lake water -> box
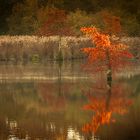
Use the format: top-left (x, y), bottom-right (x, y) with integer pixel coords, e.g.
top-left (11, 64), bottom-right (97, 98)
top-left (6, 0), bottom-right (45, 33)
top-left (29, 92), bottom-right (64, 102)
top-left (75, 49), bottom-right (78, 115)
top-left (0, 60), bottom-right (140, 140)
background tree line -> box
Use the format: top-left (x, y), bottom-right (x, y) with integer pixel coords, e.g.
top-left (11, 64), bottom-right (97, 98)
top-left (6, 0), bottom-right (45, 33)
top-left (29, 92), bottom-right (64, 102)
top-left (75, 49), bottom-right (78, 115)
top-left (0, 0), bottom-right (140, 36)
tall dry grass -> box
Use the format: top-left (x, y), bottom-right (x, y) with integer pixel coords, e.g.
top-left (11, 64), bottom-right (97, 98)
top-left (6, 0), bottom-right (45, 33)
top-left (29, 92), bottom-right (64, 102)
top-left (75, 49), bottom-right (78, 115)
top-left (0, 35), bottom-right (93, 61)
top-left (0, 35), bottom-right (139, 62)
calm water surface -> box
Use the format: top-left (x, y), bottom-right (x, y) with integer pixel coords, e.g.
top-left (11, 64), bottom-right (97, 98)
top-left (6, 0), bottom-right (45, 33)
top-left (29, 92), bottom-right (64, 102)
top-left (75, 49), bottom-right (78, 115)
top-left (0, 61), bottom-right (140, 140)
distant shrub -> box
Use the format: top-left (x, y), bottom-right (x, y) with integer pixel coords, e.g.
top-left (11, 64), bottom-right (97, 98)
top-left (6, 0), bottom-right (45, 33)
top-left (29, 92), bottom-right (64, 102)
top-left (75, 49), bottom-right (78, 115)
top-left (122, 16), bottom-right (140, 37)
top-left (37, 7), bottom-right (72, 36)
top-left (7, 0), bottom-right (39, 35)
top-left (67, 10), bottom-right (94, 36)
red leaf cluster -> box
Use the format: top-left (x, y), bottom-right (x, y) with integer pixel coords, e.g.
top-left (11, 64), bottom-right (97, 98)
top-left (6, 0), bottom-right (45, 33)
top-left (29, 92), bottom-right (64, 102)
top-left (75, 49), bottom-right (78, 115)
top-left (80, 27), bottom-right (133, 70)
top-left (37, 8), bottom-right (73, 36)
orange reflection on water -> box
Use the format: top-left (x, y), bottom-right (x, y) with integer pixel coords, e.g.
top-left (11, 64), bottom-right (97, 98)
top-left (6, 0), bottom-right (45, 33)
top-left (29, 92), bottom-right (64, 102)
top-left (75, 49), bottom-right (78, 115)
top-left (82, 82), bottom-right (133, 134)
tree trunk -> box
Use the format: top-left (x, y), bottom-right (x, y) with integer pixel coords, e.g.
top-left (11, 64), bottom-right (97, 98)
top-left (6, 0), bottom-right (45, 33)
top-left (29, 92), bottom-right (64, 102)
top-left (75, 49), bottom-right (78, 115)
top-left (106, 49), bottom-right (112, 109)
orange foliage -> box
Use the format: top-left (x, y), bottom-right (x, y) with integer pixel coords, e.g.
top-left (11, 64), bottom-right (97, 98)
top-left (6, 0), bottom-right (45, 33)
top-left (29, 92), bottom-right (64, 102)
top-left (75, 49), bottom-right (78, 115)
top-left (80, 27), bottom-right (133, 70)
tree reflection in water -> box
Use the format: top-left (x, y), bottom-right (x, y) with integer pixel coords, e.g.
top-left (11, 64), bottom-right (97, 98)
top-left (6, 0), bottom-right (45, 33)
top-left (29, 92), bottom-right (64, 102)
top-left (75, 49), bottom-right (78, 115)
top-left (82, 78), bottom-right (133, 138)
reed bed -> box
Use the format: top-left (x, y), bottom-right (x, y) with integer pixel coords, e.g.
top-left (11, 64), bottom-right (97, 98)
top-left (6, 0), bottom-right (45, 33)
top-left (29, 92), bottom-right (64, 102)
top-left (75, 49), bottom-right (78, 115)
top-left (0, 35), bottom-right (139, 62)
top-left (0, 35), bottom-right (93, 62)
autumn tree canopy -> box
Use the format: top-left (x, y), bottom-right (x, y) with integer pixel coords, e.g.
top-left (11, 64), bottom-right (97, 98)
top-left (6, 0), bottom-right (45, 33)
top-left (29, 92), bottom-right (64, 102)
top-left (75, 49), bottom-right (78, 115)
top-left (80, 27), bottom-right (133, 71)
